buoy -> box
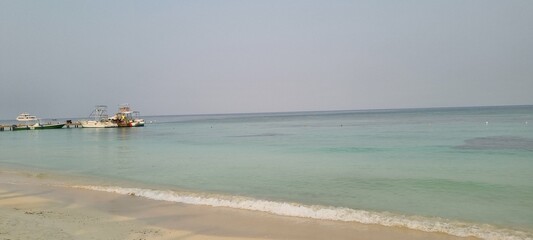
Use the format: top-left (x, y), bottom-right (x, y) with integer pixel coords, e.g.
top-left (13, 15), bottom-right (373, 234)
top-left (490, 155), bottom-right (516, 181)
top-left (485, 121), bottom-right (489, 125)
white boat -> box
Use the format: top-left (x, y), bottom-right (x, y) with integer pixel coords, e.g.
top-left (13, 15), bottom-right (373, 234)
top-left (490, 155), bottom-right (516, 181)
top-left (81, 120), bottom-right (118, 128)
top-left (81, 105), bottom-right (118, 128)
top-left (131, 111), bottom-right (145, 127)
top-left (16, 113), bottom-right (38, 122)
top-left (110, 104), bottom-right (145, 127)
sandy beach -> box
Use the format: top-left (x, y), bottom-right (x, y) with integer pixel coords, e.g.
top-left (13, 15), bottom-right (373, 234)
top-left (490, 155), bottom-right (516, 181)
top-left (0, 170), bottom-right (475, 240)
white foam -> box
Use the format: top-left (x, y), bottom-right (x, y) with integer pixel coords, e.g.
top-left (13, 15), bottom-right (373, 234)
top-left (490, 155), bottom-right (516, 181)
top-left (73, 185), bottom-right (532, 240)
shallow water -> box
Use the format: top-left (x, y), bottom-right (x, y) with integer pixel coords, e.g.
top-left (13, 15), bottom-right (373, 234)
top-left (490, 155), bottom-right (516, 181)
top-left (1, 106), bottom-right (532, 239)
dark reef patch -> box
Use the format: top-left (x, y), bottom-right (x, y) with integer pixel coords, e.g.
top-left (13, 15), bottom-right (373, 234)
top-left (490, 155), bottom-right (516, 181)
top-left (456, 136), bottom-right (533, 151)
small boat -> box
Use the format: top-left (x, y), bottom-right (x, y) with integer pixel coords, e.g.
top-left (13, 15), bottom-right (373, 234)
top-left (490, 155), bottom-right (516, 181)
top-left (131, 111), bottom-right (145, 127)
top-left (16, 113), bottom-right (38, 122)
top-left (110, 104), bottom-right (144, 127)
top-left (30, 122), bottom-right (65, 130)
top-left (81, 105), bottom-right (118, 128)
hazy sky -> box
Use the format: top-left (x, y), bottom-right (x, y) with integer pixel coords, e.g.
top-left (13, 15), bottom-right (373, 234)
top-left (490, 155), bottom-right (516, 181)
top-left (1, 0), bottom-right (532, 119)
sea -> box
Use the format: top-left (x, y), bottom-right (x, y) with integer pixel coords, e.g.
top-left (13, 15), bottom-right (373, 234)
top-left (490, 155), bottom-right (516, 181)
top-left (1, 105), bottom-right (532, 240)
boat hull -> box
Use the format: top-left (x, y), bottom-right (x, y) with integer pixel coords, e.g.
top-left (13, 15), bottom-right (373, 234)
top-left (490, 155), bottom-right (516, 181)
top-left (131, 122), bottom-right (144, 127)
top-left (115, 120), bottom-right (145, 127)
top-left (12, 125), bottom-right (30, 131)
top-left (81, 121), bottom-right (118, 128)
top-left (33, 124), bottom-right (65, 130)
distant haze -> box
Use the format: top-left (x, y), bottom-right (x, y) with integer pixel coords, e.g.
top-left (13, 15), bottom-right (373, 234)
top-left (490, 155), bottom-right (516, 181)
top-left (1, 0), bottom-right (532, 119)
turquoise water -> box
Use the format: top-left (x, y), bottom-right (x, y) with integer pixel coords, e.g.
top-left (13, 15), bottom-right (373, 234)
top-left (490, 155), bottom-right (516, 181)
top-left (1, 106), bottom-right (532, 239)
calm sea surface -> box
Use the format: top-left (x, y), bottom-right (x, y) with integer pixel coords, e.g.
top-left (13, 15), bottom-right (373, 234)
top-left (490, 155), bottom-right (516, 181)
top-left (1, 106), bottom-right (532, 239)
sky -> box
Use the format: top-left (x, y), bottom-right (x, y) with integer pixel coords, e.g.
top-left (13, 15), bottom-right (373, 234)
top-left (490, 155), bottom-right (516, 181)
top-left (1, 0), bottom-right (532, 119)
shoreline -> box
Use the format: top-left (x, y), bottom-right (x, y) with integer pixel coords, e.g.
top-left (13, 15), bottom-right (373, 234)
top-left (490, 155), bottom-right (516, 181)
top-left (0, 170), bottom-right (474, 240)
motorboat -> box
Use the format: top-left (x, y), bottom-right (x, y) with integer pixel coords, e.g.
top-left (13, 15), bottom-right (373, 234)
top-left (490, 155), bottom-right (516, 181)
top-left (30, 122), bottom-right (65, 130)
top-left (131, 111), bottom-right (145, 127)
top-left (81, 105), bottom-right (118, 128)
top-left (16, 113), bottom-right (38, 122)
top-left (111, 104), bottom-right (144, 127)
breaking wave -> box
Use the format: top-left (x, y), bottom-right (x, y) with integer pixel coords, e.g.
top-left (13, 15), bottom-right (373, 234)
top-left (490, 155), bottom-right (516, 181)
top-left (73, 185), bottom-right (532, 240)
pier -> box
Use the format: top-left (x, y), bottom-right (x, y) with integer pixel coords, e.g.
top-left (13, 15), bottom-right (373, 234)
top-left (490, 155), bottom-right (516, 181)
top-left (0, 121), bottom-right (82, 131)
top-left (0, 125), bottom-right (13, 131)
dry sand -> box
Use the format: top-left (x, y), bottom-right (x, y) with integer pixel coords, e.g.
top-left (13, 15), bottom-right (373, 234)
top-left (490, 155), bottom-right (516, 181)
top-left (0, 171), bottom-right (476, 240)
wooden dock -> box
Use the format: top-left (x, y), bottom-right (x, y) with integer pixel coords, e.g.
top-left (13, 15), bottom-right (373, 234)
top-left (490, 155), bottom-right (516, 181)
top-left (0, 125), bottom-right (13, 131)
top-left (65, 122), bottom-right (82, 128)
top-left (0, 121), bottom-right (82, 131)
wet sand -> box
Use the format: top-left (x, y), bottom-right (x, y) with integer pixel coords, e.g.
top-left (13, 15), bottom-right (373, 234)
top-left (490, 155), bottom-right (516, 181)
top-left (0, 171), bottom-right (476, 240)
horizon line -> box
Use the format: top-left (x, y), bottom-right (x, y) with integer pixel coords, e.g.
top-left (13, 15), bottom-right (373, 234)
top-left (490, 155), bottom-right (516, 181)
top-left (2, 104), bottom-right (531, 122)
